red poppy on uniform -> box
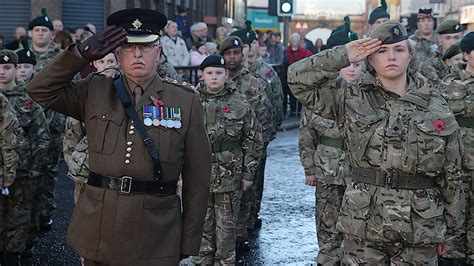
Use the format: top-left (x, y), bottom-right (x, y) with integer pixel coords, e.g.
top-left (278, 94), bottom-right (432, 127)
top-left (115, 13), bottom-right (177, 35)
top-left (23, 101), bottom-right (31, 109)
top-left (265, 70), bottom-right (273, 78)
top-left (434, 119), bottom-right (445, 132)
top-left (222, 106), bottom-right (231, 113)
top-left (247, 89), bottom-right (255, 96)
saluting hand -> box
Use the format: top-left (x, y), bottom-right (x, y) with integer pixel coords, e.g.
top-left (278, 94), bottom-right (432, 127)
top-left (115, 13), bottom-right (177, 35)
top-left (78, 25), bottom-right (127, 61)
top-left (345, 38), bottom-right (382, 63)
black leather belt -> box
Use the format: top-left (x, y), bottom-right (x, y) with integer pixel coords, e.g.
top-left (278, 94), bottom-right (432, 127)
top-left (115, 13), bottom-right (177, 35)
top-left (352, 167), bottom-right (436, 189)
top-left (88, 172), bottom-right (177, 196)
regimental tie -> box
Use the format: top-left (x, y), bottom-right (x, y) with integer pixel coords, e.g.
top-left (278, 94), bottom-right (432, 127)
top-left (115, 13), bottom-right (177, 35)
top-left (133, 85), bottom-right (144, 104)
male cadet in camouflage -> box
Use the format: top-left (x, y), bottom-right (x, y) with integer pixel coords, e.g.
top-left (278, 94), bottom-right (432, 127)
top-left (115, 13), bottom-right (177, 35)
top-left (63, 53), bottom-right (118, 202)
top-left (220, 35), bottom-right (273, 251)
top-left (27, 8), bottom-right (65, 231)
top-left (288, 20), bottom-right (465, 264)
top-left (442, 42), bottom-right (464, 68)
top-left (28, 8), bottom-right (211, 265)
top-left (408, 8), bottom-right (438, 64)
top-left (366, 0), bottom-right (390, 36)
top-left (0, 50), bottom-right (50, 263)
top-left (437, 32), bottom-right (474, 265)
top-left (0, 96), bottom-right (23, 265)
top-left (298, 20), bottom-right (360, 265)
top-left (192, 55), bottom-right (263, 265)
top-left (420, 19), bottom-right (464, 83)
top-left (16, 40), bottom-right (37, 83)
top-left (230, 21), bottom-right (283, 229)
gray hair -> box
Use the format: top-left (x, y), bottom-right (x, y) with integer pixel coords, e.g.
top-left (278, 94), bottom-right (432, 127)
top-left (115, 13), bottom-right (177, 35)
top-left (191, 22), bottom-right (207, 32)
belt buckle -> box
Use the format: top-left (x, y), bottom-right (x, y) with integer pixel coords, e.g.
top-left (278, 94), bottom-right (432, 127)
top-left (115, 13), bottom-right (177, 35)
top-left (120, 176), bottom-right (133, 193)
top-left (386, 172), bottom-right (400, 189)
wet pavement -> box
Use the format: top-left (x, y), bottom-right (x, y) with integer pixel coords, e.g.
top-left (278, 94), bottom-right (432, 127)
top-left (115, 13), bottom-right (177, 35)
top-left (32, 127), bottom-right (319, 265)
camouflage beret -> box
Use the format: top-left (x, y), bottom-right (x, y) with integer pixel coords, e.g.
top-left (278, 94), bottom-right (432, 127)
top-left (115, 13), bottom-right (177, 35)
top-left (368, 0), bottom-right (390, 25)
top-left (460, 32), bottom-right (474, 53)
top-left (417, 8), bottom-right (433, 19)
top-left (28, 8), bottom-right (53, 31)
top-left (435, 19), bottom-right (463, 35)
top-left (219, 36), bottom-right (243, 55)
top-left (0, 50), bottom-right (18, 65)
top-left (442, 42), bottom-right (462, 60)
top-left (369, 20), bottom-right (408, 45)
top-left (199, 55), bottom-right (226, 70)
top-left (230, 20), bottom-right (257, 45)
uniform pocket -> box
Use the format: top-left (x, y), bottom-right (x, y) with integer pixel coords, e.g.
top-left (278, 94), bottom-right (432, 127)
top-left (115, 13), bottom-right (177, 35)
top-left (336, 188), bottom-right (371, 238)
top-left (410, 191), bottom-right (446, 245)
top-left (67, 184), bottom-right (105, 251)
top-left (314, 145), bottom-right (344, 184)
top-left (87, 112), bottom-right (123, 155)
top-left (137, 195), bottom-right (182, 258)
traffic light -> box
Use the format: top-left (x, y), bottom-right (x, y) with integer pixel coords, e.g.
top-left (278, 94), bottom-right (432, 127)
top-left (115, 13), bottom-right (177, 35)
top-left (277, 0), bottom-right (294, 16)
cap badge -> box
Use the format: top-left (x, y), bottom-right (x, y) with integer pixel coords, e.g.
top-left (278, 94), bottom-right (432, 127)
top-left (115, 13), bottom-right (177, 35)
top-left (26, 51), bottom-right (31, 57)
top-left (3, 55), bottom-right (9, 62)
top-left (234, 40), bottom-right (239, 46)
top-left (455, 24), bottom-right (460, 30)
top-left (220, 58), bottom-right (225, 65)
top-left (132, 19), bottom-right (142, 29)
top-left (45, 16), bottom-right (49, 22)
top-left (246, 32), bottom-right (250, 38)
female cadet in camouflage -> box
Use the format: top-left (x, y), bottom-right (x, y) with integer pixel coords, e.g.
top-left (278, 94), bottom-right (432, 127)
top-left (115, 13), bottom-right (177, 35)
top-left (192, 55), bottom-right (263, 265)
top-left (288, 21), bottom-right (465, 264)
top-left (298, 22), bottom-right (362, 265)
top-left (437, 32), bottom-right (474, 265)
top-left (0, 51), bottom-right (23, 265)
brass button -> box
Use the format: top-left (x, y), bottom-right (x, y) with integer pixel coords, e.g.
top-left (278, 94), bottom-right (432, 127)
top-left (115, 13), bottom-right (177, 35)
top-left (130, 125), bottom-right (135, 130)
top-left (127, 141), bottom-right (133, 146)
top-left (125, 159), bottom-right (130, 164)
top-left (129, 130), bottom-right (134, 135)
top-left (126, 153), bottom-right (131, 158)
top-left (101, 115), bottom-right (106, 119)
top-left (126, 147), bottom-right (132, 152)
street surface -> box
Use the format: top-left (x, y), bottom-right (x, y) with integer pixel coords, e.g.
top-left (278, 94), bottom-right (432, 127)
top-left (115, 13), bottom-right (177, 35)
top-left (32, 128), bottom-right (319, 265)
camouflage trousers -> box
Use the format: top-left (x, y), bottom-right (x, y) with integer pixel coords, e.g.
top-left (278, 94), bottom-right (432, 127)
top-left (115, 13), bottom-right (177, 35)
top-left (341, 235), bottom-right (437, 265)
top-left (316, 183), bottom-right (345, 265)
top-left (467, 170), bottom-right (474, 264)
top-left (37, 157), bottom-right (60, 217)
top-left (249, 155), bottom-right (267, 228)
top-left (193, 190), bottom-right (242, 265)
top-left (236, 189), bottom-right (251, 242)
top-left (0, 176), bottom-right (33, 253)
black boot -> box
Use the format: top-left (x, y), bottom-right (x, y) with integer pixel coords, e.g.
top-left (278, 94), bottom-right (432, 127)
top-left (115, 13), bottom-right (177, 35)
top-left (19, 248), bottom-right (33, 266)
top-left (4, 252), bottom-right (19, 266)
top-left (438, 257), bottom-right (466, 266)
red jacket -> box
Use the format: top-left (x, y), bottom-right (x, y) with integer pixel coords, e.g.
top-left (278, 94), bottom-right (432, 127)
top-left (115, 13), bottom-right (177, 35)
top-left (285, 46), bottom-right (312, 66)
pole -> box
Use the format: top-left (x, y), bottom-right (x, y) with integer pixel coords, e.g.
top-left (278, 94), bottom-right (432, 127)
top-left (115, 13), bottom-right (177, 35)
top-left (283, 16), bottom-right (289, 45)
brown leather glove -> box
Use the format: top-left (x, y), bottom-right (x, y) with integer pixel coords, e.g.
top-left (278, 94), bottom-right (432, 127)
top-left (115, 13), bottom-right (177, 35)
top-left (78, 25), bottom-right (127, 61)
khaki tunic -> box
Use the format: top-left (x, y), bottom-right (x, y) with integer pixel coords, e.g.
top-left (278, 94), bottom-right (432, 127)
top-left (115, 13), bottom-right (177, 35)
top-left (27, 48), bottom-right (212, 265)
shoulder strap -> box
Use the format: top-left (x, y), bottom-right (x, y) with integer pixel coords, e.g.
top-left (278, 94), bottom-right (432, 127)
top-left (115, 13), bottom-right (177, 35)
top-left (113, 76), bottom-right (163, 181)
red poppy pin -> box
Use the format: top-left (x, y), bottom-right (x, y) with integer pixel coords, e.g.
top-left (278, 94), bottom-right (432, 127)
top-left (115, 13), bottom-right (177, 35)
top-left (265, 70), bottom-right (273, 78)
top-left (222, 106), bottom-right (231, 113)
top-left (23, 101), bottom-right (31, 109)
top-left (150, 96), bottom-right (164, 106)
top-left (434, 119), bottom-right (445, 132)
top-left (247, 89), bottom-right (255, 96)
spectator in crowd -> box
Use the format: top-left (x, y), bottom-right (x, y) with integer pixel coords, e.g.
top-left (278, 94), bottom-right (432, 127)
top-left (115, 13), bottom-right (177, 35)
top-left (266, 32), bottom-right (284, 65)
top-left (215, 27), bottom-right (227, 47)
top-left (314, 38), bottom-right (325, 53)
top-left (53, 20), bottom-right (63, 32)
top-left (283, 33), bottom-right (312, 116)
top-left (257, 30), bottom-right (268, 47)
top-left (5, 27), bottom-right (26, 50)
top-left (297, 27), bottom-right (316, 53)
top-left (190, 41), bottom-right (209, 66)
top-left (74, 27), bottom-right (84, 43)
top-left (186, 23), bottom-right (204, 50)
top-left (161, 20), bottom-right (190, 67)
top-left (53, 30), bottom-right (73, 49)
top-left (85, 23), bottom-right (96, 34)
top-left (223, 20), bottom-right (234, 37)
top-left (175, 6), bottom-right (190, 38)
top-left (205, 42), bottom-right (218, 55)
top-left (259, 44), bottom-right (271, 63)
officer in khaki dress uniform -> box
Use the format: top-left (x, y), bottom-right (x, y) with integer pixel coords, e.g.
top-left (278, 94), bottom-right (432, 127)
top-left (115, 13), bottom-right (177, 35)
top-left (437, 32), bottom-right (474, 265)
top-left (289, 20), bottom-right (465, 264)
top-left (419, 20), bottom-right (464, 83)
top-left (27, 8), bottom-right (211, 265)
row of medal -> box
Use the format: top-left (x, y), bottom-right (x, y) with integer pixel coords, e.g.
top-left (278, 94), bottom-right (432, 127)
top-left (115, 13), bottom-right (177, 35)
top-left (143, 105), bottom-right (182, 128)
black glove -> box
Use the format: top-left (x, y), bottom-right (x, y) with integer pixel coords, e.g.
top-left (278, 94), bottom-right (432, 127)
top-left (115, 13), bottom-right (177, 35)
top-left (78, 25), bottom-right (127, 61)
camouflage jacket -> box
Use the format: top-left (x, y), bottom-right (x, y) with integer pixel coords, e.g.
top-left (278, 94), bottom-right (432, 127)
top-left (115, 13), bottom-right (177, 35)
top-left (299, 108), bottom-right (351, 186)
top-left (197, 80), bottom-right (263, 193)
top-left (0, 93), bottom-right (23, 185)
top-left (419, 49), bottom-right (450, 83)
top-left (1, 84), bottom-right (49, 177)
top-left (288, 45), bottom-right (464, 245)
top-left (408, 30), bottom-right (438, 64)
top-left (230, 66), bottom-right (274, 144)
top-left (63, 117), bottom-right (89, 184)
top-left (248, 56), bottom-right (284, 130)
top-left (439, 64), bottom-right (474, 171)
top-left (30, 41), bottom-right (62, 73)
top-left (157, 61), bottom-right (178, 80)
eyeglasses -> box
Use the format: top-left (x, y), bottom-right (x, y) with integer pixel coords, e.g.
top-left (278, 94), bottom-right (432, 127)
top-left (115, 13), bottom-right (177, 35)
top-left (120, 43), bottom-right (159, 53)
